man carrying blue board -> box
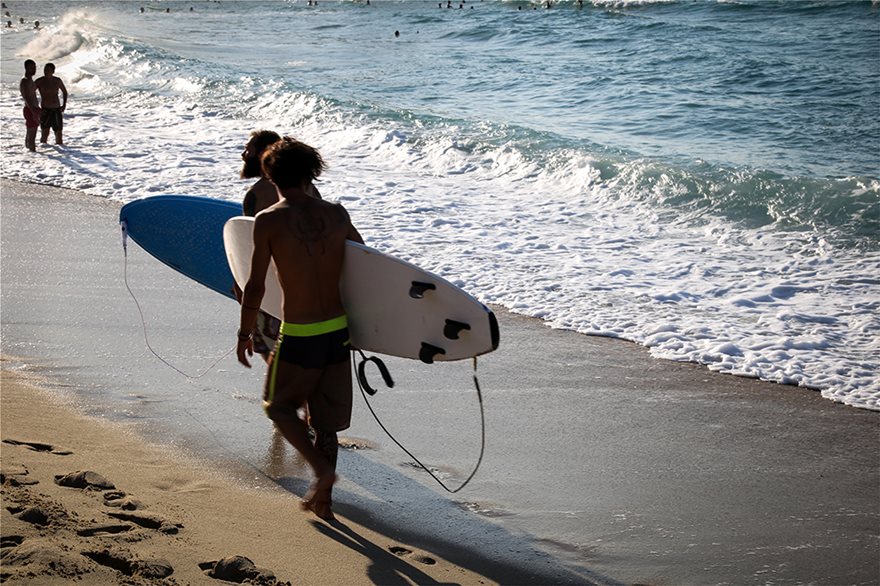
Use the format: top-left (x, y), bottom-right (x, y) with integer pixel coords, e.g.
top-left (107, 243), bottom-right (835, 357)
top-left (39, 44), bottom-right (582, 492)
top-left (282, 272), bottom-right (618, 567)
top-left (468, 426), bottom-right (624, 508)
top-left (239, 129), bottom-right (284, 361)
top-left (236, 138), bottom-right (363, 521)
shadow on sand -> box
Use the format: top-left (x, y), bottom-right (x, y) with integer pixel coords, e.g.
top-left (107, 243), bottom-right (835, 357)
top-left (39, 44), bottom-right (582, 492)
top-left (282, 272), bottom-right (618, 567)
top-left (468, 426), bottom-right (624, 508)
top-left (264, 432), bottom-right (619, 586)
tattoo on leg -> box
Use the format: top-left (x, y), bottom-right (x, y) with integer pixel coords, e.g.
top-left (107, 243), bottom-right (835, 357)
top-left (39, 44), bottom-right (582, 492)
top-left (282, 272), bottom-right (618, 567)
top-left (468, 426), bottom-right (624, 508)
top-left (314, 429), bottom-right (338, 470)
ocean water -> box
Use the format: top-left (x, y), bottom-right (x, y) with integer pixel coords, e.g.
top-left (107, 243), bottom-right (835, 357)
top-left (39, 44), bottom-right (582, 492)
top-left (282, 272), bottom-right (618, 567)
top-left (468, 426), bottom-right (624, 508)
top-left (1, 0), bottom-right (878, 415)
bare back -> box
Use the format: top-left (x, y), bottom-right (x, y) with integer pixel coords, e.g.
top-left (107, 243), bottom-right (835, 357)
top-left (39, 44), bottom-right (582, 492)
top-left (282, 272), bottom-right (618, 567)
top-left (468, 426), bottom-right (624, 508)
top-left (258, 197), bottom-right (359, 323)
top-left (35, 75), bottom-right (66, 109)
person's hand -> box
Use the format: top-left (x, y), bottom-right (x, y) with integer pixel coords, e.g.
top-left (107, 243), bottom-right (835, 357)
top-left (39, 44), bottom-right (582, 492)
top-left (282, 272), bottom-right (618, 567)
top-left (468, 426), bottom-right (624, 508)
top-left (237, 335), bottom-right (253, 368)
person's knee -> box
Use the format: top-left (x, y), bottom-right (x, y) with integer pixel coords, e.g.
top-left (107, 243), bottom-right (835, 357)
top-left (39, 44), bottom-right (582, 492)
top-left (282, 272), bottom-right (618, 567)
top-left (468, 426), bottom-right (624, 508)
top-left (263, 401), bottom-right (299, 424)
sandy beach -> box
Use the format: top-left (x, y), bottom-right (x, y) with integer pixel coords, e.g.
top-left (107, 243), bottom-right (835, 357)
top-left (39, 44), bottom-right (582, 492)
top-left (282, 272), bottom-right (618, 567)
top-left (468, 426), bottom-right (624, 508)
top-left (2, 178), bottom-right (878, 585)
top-left (1, 365), bottom-right (488, 586)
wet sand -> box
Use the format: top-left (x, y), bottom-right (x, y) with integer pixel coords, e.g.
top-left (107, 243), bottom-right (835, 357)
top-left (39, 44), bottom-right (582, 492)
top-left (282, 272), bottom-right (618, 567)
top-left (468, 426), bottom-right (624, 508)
top-left (1, 366), bottom-right (492, 585)
top-left (2, 178), bottom-right (878, 585)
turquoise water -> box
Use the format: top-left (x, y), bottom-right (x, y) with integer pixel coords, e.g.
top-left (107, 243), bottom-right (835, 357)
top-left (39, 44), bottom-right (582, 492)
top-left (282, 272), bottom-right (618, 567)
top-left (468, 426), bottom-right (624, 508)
top-left (1, 1), bottom-right (878, 407)
top-left (2, 2), bottom-right (880, 581)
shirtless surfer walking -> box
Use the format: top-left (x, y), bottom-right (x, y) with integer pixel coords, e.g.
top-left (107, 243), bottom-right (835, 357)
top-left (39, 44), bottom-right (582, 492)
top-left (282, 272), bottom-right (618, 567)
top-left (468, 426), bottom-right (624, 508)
top-left (237, 138), bottom-right (363, 521)
top-left (19, 59), bottom-right (40, 152)
top-left (239, 130), bottom-right (325, 361)
top-left (34, 62), bottom-right (67, 145)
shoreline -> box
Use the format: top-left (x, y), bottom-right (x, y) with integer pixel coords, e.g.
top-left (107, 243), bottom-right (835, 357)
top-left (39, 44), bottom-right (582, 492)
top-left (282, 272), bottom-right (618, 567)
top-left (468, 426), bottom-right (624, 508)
top-left (2, 178), bottom-right (878, 585)
top-left (2, 176), bottom-right (870, 414)
top-left (0, 363), bottom-right (495, 585)
top-left (0, 178), bottom-right (592, 585)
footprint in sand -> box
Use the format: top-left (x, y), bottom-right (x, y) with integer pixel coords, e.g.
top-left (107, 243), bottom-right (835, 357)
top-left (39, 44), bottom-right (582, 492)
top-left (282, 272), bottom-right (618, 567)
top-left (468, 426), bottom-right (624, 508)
top-left (105, 511), bottom-right (182, 535)
top-left (198, 555), bottom-right (284, 585)
top-left (1, 535), bottom-right (25, 548)
top-left (2, 439), bottom-right (72, 455)
top-left (2, 540), bottom-right (93, 580)
top-left (1, 463), bottom-right (39, 486)
top-left (14, 506), bottom-right (51, 526)
top-left (102, 490), bottom-right (143, 510)
top-left (77, 523), bottom-right (133, 537)
top-left (74, 510), bottom-right (182, 538)
top-left (82, 549), bottom-right (173, 580)
top-left (54, 471), bottom-right (115, 491)
top-left (5, 496), bottom-right (70, 528)
top-left (388, 545), bottom-right (437, 565)
top-left (51, 472), bottom-right (181, 534)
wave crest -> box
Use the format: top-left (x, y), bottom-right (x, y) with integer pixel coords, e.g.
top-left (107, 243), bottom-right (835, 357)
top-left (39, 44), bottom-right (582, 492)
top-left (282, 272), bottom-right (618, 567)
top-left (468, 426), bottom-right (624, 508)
top-left (18, 10), bottom-right (93, 61)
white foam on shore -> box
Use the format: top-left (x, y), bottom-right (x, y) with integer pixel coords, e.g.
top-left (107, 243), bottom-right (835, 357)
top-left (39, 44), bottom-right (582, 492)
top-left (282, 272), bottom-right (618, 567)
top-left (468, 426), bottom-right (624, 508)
top-left (1, 6), bottom-right (877, 411)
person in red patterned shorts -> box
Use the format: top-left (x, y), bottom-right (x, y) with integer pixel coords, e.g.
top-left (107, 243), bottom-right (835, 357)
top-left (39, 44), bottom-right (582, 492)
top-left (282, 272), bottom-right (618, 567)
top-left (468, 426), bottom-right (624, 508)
top-left (19, 59), bottom-right (40, 152)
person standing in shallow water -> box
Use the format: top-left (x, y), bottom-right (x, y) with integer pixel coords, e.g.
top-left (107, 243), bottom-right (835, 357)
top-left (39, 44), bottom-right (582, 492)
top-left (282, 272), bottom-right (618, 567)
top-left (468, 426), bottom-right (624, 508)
top-left (237, 138), bottom-right (364, 521)
top-left (34, 63), bottom-right (67, 145)
top-left (19, 59), bottom-right (40, 152)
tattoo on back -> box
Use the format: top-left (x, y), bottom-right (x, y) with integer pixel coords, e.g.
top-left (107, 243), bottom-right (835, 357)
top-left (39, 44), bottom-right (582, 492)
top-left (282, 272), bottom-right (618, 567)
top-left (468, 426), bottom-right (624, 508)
top-left (295, 216), bottom-right (328, 256)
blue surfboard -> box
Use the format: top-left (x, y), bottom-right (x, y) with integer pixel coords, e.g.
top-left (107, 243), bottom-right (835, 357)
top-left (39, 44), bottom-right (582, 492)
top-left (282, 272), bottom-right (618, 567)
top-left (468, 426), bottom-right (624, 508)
top-left (119, 195), bottom-right (240, 299)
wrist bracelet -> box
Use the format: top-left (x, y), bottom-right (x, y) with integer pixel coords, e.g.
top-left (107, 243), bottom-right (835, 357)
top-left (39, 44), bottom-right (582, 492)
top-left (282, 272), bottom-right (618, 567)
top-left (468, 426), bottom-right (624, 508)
top-left (237, 329), bottom-right (252, 341)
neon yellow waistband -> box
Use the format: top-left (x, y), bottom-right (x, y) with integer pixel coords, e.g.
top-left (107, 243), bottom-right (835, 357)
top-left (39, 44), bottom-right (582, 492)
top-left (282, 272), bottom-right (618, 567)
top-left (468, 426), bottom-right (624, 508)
top-left (280, 315), bottom-right (348, 337)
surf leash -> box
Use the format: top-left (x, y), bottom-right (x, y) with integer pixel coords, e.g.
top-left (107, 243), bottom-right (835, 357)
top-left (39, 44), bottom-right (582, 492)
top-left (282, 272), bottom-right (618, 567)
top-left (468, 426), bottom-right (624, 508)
top-left (354, 349), bottom-right (485, 493)
top-left (120, 220), bottom-right (235, 379)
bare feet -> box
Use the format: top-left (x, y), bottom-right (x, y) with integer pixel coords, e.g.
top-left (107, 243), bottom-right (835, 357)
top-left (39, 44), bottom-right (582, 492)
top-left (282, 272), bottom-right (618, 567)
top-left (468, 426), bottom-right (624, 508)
top-left (301, 490), bottom-right (334, 520)
top-left (301, 472), bottom-right (336, 521)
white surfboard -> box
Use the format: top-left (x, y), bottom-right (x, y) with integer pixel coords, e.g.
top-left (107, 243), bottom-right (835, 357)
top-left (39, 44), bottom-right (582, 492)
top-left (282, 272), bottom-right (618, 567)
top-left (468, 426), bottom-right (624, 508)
top-left (223, 216), bottom-right (499, 363)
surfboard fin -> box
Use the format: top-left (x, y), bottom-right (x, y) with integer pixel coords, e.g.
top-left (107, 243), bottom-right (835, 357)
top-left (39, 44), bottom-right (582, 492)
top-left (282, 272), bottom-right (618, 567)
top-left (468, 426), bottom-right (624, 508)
top-left (444, 319), bottom-right (471, 340)
top-left (409, 281), bottom-right (437, 299)
top-left (419, 342), bottom-right (446, 364)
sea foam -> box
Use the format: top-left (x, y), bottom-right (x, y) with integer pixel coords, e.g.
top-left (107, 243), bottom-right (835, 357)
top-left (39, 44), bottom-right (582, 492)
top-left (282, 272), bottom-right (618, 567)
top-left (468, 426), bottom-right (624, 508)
top-left (1, 2), bottom-right (877, 410)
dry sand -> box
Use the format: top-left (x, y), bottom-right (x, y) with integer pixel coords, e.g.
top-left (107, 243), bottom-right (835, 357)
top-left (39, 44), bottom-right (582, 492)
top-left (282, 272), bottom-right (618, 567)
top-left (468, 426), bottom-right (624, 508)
top-left (1, 362), bottom-right (490, 585)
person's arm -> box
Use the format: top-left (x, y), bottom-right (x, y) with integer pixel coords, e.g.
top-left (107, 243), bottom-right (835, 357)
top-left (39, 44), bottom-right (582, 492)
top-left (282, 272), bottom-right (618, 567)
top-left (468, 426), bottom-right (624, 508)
top-left (237, 214), bottom-right (271, 367)
top-left (59, 79), bottom-right (68, 111)
top-left (341, 206), bottom-right (364, 244)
